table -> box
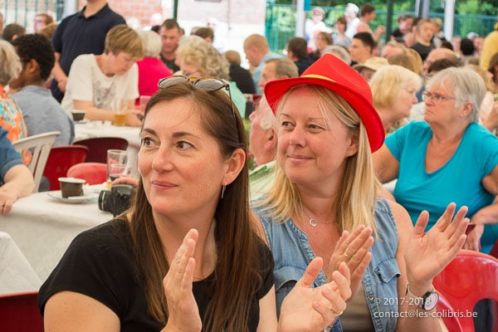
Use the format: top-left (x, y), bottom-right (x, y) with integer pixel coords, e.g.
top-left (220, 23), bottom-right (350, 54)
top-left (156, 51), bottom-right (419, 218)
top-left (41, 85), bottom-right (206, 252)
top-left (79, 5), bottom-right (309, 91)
top-left (0, 231), bottom-right (41, 294)
top-left (74, 122), bottom-right (141, 176)
top-left (0, 187), bottom-right (112, 281)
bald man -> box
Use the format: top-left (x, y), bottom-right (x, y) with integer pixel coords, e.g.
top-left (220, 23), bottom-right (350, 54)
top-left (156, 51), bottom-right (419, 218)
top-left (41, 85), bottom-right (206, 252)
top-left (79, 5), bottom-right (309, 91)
top-left (243, 34), bottom-right (280, 95)
top-left (423, 48), bottom-right (459, 75)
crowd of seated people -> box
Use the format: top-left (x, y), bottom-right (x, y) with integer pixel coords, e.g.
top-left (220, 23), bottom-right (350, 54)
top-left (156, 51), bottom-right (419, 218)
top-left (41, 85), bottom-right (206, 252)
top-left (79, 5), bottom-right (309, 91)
top-left (1, 2), bottom-right (498, 331)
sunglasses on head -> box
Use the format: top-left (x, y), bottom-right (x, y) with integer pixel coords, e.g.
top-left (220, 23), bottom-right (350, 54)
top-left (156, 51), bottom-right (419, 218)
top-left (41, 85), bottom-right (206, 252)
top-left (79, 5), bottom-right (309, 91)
top-left (157, 75), bottom-right (236, 121)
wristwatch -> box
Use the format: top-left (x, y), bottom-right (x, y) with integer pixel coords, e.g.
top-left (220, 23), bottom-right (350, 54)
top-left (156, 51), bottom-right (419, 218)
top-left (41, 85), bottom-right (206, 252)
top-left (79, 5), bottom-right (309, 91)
top-left (406, 284), bottom-right (439, 311)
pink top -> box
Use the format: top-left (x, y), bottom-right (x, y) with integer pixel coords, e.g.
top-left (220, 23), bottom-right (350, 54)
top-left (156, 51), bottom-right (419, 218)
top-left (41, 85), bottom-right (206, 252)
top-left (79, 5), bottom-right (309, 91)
top-left (136, 57), bottom-right (173, 97)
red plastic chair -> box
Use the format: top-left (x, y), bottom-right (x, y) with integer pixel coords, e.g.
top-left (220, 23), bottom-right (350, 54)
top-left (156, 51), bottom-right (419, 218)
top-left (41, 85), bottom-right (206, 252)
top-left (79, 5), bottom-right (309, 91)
top-left (437, 294), bottom-right (464, 332)
top-left (434, 250), bottom-right (498, 332)
top-left (0, 291), bottom-right (44, 332)
top-left (73, 137), bottom-right (128, 163)
top-left (67, 162), bottom-right (108, 185)
top-left (490, 240), bottom-right (498, 259)
top-left (43, 145), bottom-right (88, 190)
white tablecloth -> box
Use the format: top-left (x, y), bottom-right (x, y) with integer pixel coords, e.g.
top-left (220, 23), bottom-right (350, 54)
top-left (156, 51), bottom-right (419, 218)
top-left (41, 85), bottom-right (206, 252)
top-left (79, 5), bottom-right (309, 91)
top-left (74, 122), bottom-right (141, 176)
top-left (0, 188), bottom-right (112, 281)
top-left (0, 231), bottom-right (41, 294)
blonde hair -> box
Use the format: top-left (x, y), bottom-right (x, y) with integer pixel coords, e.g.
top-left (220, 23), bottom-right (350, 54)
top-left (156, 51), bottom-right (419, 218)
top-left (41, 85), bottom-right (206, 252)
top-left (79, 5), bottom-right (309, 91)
top-left (404, 48), bottom-right (423, 75)
top-left (370, 64), bottom-right (422, 109)
top-left (141, 30), bottom-right (162, 57)
top-left (105, 24), bottom-right (144, 59)
top-left (259, 85), bottom-right (378, 233)
top-left (243, 34), bottom-right (269, 52)
top-left (0, 40), bottom-right (21, 85)
top-left (177, 36), bottom-right (229, 79)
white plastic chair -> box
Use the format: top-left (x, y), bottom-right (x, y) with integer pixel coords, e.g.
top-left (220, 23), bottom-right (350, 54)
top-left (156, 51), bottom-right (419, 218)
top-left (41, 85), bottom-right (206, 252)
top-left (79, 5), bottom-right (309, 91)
top-left (12, 131), bottom-right (60, 193)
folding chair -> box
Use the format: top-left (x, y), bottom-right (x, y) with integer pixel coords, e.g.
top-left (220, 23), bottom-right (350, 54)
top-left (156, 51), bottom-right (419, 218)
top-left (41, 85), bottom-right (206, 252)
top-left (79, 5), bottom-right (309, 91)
top-left (12, 131), bottom-right (60, 193)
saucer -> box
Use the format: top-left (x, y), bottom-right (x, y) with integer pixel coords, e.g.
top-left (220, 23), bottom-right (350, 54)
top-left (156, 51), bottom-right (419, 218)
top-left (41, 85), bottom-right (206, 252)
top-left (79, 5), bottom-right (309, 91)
top-left (47, 191), bottom-right (99, 204)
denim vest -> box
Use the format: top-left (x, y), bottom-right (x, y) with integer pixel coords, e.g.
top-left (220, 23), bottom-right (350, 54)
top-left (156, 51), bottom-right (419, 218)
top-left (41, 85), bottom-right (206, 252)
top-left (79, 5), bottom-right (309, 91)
top-left (253, 198), bottom-right (400, 332)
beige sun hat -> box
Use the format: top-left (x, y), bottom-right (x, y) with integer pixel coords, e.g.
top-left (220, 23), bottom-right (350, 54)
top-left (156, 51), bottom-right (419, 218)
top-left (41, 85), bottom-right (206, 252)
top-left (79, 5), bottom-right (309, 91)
top-left (353, 57), bottom-right (389, 72)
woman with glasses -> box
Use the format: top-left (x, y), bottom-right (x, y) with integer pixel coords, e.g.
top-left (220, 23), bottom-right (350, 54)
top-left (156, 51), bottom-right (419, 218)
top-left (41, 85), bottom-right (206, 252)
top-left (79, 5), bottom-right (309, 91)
top-left (39, 78), bottom-right (352, 331)
top-left (254, 54), bottom-right (469, 332)
top-left (374, 67), bottom-right (498, 254)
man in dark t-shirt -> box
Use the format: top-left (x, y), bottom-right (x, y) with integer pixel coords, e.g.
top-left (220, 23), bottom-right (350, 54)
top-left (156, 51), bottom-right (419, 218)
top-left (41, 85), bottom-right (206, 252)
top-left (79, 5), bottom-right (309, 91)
top-left (159, 19), bottom-right (182, 73)
top-left (50, 0), bottom-right (125, 102)
top-left (410, 18), bottom-right (434, 61)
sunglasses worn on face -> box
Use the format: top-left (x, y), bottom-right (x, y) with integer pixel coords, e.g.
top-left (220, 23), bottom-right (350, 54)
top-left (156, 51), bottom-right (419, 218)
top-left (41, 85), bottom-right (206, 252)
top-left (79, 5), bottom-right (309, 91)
top-left (157, 75), bottom-right (236, 121)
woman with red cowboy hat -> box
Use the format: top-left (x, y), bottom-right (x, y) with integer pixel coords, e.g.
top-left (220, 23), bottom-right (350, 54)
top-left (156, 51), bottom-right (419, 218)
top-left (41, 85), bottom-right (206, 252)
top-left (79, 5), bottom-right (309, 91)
top-left (253, 54), bottom-right (469, 331)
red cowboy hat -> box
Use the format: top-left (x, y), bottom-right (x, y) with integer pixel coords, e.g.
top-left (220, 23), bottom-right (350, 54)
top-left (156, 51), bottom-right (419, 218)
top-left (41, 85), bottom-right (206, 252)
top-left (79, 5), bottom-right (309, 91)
top-left (264, 54), bottom-right (385, 152)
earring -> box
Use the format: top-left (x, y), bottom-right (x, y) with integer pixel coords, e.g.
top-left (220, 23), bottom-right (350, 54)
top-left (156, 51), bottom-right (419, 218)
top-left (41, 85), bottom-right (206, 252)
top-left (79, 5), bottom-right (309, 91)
top-left (221, 185), bottom-right (226, 199)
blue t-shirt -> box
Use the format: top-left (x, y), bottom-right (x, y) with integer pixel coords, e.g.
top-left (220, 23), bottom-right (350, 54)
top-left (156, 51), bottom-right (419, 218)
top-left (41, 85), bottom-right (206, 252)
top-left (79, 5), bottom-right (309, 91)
top-left (0, 128), bottom-right (22, 185)
top-left (386, 121), bottom-right (498, 253)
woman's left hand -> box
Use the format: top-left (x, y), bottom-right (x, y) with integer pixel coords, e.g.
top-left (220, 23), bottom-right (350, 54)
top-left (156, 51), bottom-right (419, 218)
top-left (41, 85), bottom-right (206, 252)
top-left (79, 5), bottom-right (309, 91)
top-left (0, 190), bottom-right (16, 215)
top-left (463, 224), bottom-right (484, 251)
top-left (404, 203), bottom-right (469, 292)
top-left (279, 258), bottom-right (351, 332)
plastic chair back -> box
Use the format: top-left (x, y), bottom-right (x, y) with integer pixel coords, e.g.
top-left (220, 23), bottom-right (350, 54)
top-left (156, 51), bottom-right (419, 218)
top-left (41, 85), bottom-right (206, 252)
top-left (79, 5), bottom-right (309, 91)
top-left (67, 162), bottom-right (107, 185)
top-left (73, 137), bottom-right (128, 163)
top-left (0, 291), bottom-right (44, 332)
top-left (43, 145), bottom-right (88, 190)
top-left (434, 250), bottom-right (498, 332)
top-left (490, 240), bottom-right (498, 259)
top-left (437, 294), bottom-right (464, 332)
top-left (12, 131), bottom-right (60, 193)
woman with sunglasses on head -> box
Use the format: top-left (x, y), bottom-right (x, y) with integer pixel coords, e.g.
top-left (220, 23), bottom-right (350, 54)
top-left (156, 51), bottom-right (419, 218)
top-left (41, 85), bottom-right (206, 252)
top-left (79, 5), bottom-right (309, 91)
top-left (253, 55), bottom-right (469, 332)
top-left (374, 67), bottom-right (498, 255)
top-left (39, 77), bottom-right (352, 332)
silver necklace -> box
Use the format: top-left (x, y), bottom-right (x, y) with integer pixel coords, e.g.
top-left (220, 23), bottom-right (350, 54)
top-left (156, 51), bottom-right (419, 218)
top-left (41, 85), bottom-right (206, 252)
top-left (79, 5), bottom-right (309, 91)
top-left (303, 211), bottom-right (334, 228)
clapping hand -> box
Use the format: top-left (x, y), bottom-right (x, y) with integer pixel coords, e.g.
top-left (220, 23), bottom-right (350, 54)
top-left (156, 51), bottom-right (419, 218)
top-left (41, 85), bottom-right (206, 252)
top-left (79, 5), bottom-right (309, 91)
top-left (162, 229), bottom-right (202, 332)
top-left (404, 203), bottom-right (469, 293)
top-left (327, 225), bottom-right (373, 297)
top-left (279, 258), bottom-right (351, 332)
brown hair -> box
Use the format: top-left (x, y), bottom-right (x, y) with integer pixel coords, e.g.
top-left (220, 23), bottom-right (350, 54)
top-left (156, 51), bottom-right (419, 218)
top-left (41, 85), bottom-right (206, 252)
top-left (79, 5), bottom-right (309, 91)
top-left (130, 82), bottom-right (263, 331)
top-left (104, 24), bottom-right (144, 59)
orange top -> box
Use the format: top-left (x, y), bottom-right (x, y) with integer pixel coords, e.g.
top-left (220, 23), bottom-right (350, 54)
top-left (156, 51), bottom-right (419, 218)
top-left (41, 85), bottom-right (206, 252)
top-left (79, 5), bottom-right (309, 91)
top-left (0, 85), bottom-right (25, 142)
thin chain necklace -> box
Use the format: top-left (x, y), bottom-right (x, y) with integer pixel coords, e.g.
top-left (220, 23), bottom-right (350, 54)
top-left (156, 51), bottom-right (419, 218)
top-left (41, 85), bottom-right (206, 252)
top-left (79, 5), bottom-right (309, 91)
top-left (302, 209), bottom-right (335, 228)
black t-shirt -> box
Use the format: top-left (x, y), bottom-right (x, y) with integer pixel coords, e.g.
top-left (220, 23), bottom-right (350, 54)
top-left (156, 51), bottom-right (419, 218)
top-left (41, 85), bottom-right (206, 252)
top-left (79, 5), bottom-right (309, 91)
top-left (229, 64), bottom-right (256, 95)
top-left (39, 220), bottom-right (274, 331)
top-left (410, 42), bottom-right (434, 61)
top-left (160, 55), bottom-right (180, 73)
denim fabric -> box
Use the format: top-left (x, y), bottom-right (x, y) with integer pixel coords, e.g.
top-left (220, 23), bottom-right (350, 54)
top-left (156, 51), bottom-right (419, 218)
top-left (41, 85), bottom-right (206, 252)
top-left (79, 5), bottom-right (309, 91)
top-left (253, 198), bottom-right (400, 332)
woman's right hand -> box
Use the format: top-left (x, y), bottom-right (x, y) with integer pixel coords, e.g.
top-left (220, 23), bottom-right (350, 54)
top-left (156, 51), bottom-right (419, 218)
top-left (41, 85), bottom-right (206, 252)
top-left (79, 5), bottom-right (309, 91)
top-left (327, 225), bottom-right (374, 297)
top-left (279, 258), bottom-right (351, 332)
top-left (112, 176), bottom-right (139, 187)
top-left (162, 229), bottom-right (202, 332)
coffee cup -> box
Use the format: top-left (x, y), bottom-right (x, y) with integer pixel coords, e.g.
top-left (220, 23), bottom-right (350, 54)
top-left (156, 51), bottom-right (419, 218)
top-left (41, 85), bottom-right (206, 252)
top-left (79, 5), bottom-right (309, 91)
top-left (71, 110), bottom-right (86, 122)
top-left (59, 177), bottom-right (85, 198)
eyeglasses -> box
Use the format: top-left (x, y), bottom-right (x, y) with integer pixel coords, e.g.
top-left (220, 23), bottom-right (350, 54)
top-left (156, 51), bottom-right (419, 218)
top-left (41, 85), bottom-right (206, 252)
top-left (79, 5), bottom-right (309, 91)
top-left (423, 91), bottom-right (456, 103)
top-left (157, 75), bottom-right (236, 121)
